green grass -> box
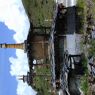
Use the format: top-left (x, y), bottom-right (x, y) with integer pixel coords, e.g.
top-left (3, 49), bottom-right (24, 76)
top-left (88, 39), bottom-right (95, 57)
top-left (80, 54), bottom-right (89, 95)
top-left (80, 54), bottom-right (88, 95)
top-left (80, 75), bottom-right (89, 95)
top-left (78, 1), bottom-right (95, 94)
top-left (86, 0), bottom-right (95, 57)
top-left (77, 0), bottom-right (86, 8)
top-left (33, 65), bottom-right (51, 95)
top-left (22, 0), bottom-right (55, 26)
top-left (91, 0), bottom-right (95, 21)
top-left (76, 0), bottom-right (87, 33)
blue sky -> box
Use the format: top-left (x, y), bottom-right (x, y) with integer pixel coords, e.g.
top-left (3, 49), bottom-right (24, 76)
top-left (0, 22), bottom-right (17, 95)
top-left (0, 0), bottom-right (36, 94)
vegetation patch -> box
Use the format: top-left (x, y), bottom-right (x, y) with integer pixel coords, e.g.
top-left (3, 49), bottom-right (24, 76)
top-left (33, 65), bottom-right (51, 95)
top-left (76, 0), bottom-right (87, 33)
top-left (80, 75), bottom-right (89, 95)
top-left (22, 0), bottom-right (55, 26)
top-left (80, 55), bottom-right (89, 95)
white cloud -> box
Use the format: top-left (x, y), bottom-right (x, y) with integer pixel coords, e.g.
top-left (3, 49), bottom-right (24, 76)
top-left (0, 0), bottom-right (29, 42)
top-left (0, 0), bottom-right (37, 95)
top-left (9, 50), bottom-right (29, 76)
top-left (17, 81), bottom-right (37, 95)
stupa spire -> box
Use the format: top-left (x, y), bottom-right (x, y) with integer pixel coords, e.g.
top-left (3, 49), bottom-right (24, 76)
top-left (18, 75), bottom-right (29, 83)
top-left (0, 43), bottom-right (25, 50)
top-left (18, 72), bottom-right (33, 85)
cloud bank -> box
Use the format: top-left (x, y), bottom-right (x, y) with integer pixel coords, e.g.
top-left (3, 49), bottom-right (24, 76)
top-left (0, 0), bottom-right (37, 95)
top-left (0, 0), bottom-right (29, 42)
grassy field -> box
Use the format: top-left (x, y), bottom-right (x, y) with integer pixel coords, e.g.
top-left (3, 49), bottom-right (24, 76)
top-left (77, 0), bottom-right (95, 95)
top-left (33, 65), bottom-right (52, 95)
top-left (76, 0), bottom-right (87, 33)
top-left (76, 0), bottom-right (89, 94)
top-left (22, 0), bottom-right (55, 26)
top-left (80, 75), bottom-right (89, 95)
